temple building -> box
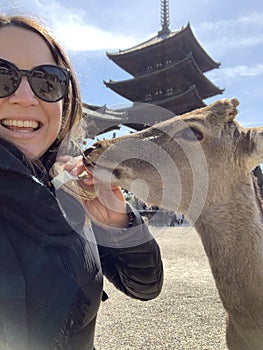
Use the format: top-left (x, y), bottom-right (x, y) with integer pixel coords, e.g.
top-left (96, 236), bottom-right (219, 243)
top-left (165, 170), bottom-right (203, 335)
top-left (82, 103), bottom-right (128, 138)
top-left (104, 0), bottom-right (223, 130)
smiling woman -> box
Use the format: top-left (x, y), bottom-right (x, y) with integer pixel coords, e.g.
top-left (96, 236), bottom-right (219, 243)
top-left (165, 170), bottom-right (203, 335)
top-left (0, 26), bottom-right (64, 158)
top-left (0, 14), bottom-right (163, 350)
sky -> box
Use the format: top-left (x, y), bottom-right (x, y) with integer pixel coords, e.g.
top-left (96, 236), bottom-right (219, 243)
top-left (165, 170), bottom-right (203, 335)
top-left (0, 0), bottom-right (263, 129)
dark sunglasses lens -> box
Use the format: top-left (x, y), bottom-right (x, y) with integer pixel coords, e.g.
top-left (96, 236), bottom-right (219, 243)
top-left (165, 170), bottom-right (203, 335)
top-left (0, 61), bottom-right (19, 97)
top-left (30, 66), bottom-right (69, 102)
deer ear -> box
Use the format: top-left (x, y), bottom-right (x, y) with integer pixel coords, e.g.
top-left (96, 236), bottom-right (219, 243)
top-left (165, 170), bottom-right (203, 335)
top-left (245, 128), bottom-right (263, 170)
top-left (207, 98), bottom-right (239, 124)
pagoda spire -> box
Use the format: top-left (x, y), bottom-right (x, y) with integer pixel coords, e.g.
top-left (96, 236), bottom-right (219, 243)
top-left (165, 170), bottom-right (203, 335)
top-left (158, 0), bottom-right (171, 35)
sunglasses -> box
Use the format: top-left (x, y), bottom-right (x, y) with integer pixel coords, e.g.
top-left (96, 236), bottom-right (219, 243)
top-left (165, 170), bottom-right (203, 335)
top-left (0, 58), bottom-right (70, 102)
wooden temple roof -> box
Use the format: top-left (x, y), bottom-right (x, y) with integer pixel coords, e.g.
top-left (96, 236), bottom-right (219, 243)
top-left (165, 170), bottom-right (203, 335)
top-left (104, 54), bottom-right (223, 103)
top-left (107, 23), bottom-right (220, 76)
top-left (153, 85), bottom-right (206, 115)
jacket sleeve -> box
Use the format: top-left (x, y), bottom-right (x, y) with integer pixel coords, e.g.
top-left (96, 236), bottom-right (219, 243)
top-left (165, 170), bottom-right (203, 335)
top-left (92, 205), bottom-right (163, 301)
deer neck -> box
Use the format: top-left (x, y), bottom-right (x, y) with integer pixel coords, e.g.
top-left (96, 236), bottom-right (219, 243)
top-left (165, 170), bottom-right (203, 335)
top-left (194, 178), bottom-right (263, 321)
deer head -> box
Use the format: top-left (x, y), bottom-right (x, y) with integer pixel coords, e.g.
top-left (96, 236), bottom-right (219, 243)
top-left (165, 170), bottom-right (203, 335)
top-left (83, 98), bottom-right (263, 222)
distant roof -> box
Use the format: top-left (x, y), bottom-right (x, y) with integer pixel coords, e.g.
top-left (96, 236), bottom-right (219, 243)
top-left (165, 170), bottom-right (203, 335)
top-left (82, 103), bottom-right (128, 138)
top-left (107, 23), bottom-right (220, 76)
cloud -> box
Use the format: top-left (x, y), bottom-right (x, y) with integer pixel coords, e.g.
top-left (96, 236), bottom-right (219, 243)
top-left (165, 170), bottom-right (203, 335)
top-left (0, 0), bottom-right (140, 51)
top-left (2, 1), bottom-right (262, 56)
top-left (39, 1), bottom-right (140, 51)
top-left (195, 12), bottom-right (263, 55)
top-left (54, 8), bottom-right (263, 52)
top-left (54, 20), bottom-right (140, 51)
top-left (0, 0), bottom-right (46, 16)
top-left (208, 64), bottom-right (263, 81)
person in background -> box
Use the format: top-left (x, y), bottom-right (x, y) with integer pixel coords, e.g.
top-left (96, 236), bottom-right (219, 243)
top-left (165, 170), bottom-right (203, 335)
top-left (0, 14), bottom-right (163, 350)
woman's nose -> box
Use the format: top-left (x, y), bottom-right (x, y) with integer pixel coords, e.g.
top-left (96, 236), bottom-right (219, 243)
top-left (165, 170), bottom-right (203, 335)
top-left (8, 77), bottom-right (38, 106)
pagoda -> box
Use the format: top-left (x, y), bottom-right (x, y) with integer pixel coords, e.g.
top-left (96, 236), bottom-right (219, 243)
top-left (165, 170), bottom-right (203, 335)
top-left (104, 0), bottom-right (223, 129)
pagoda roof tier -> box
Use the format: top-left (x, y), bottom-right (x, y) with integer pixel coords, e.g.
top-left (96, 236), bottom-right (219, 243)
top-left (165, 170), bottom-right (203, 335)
top-left (107, 23), bottom-right (220, 76)
top-left (116, 86), bottom-right (206, 131)
top-left (104, 54), bottom-right (224, 102)
top-left (152, 85), bottom-right (206, 115)
top-left (119, 102), bottom-right (176, 131)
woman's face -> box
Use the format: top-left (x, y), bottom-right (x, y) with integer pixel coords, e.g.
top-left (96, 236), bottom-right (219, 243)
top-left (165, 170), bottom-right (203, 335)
top-left (0, 26), bottom-right (63, 159)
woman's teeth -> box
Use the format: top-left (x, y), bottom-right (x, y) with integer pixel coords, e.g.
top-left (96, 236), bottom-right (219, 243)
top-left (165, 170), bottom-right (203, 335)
top-left (1, 119), bottom-right (40, 130)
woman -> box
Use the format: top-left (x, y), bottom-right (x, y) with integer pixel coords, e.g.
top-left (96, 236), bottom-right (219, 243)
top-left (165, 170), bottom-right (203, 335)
top-left (0, 15), bottom-right (163, 350)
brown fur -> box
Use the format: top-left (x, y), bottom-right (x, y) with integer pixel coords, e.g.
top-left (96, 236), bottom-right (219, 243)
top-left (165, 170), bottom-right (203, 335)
top-left (84, 98), bottom-right (263, 349)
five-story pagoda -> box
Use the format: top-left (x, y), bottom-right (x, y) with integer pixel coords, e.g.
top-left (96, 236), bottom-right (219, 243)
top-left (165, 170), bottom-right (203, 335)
top-left (104, 0), bottom-right (223, 128)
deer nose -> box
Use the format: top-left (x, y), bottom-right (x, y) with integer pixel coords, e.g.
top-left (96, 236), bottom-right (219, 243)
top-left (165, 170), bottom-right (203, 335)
top-left (83, 143), bottom-right (102, 167)
top-left (83, 144), bottom-right (101, 157)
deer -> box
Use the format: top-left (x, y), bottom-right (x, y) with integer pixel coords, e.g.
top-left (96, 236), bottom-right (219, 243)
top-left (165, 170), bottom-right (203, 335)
top-left (82, 98), bottom-right (263, 350)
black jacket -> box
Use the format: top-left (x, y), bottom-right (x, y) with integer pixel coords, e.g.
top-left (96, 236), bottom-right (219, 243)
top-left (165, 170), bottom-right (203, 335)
top-left (0, 141), bottom-right (163, 350)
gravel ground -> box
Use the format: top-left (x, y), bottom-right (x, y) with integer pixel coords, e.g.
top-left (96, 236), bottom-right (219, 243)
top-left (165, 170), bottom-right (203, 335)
top-left (95, 226), bottom-right (228, 350)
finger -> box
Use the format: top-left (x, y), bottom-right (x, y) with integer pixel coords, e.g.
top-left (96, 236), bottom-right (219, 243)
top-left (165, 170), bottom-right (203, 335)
top-left (57, 155), bottom-right (74, 163)
top-left (60, 157), bottom-right (82, 171)
top-left (81, 176), bottom-right (97, 186)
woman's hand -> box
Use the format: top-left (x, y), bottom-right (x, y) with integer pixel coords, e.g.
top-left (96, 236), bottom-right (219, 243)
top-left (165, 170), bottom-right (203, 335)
top-left (60, 156), bottom-right (129, 228)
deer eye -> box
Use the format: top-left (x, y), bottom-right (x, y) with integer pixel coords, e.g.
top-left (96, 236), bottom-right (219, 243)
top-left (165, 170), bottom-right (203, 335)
top-left (177, 127), bottom-right (204, 142)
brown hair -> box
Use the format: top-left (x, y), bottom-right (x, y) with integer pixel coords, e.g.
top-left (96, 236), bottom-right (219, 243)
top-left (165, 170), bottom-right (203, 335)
top-left (0, 14), bottom-right (83, 156)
